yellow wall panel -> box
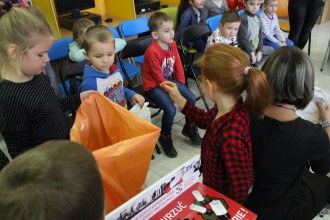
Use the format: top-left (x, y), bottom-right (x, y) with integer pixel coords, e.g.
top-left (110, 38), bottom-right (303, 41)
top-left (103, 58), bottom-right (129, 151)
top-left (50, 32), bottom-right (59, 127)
top-left (161, 0), bottom-right (180, 7)
top-left (104, 0), bottom-right (136, 20)
top-left (31, 0), bottom-right (61, 39)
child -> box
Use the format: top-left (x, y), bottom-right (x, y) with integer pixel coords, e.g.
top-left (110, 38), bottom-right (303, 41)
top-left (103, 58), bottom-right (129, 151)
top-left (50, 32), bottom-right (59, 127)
top-left (206, 10), bottom-right (241, 48)
top-left (0, 6), bottom-right (95, 169)
top-left (237, 0), bottom-right (273, 65)
top-left (161, 44), bottom-right (272, 203)
top-left (69, 18), bottom-right (127, 63)
top-left (202, 0), bottom-right (228, 21)
top-left (260, 0), bottom-right (293, 49)
top-left (175, 0), bottom-right (207, 52)
top-left (0, 140), bottom-right (105, 220)
top-left (143, 12), bottom-right (201, 158)
top-left (79, 25), bottom-right (145, 108)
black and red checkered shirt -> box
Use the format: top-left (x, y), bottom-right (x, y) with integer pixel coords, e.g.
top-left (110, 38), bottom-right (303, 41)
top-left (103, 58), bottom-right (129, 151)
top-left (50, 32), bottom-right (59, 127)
top-left (182, 101), bottom-right (253, 204)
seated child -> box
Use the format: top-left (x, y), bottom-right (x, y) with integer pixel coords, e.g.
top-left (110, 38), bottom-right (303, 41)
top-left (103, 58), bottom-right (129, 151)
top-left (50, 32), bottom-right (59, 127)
top-left (79, 25), bottom-right (145, 108)
top-left (206, 10), bottom-right (241, 48)
top-left (143, 12), bottom-right (201, 158)
top-left (0, 140), bottom-right (105, 220)
top-left (202, 0), bottom-right (228, 21)
top-left (260, 0), bottom-right (294, 49)
top-left (69, 18), bottom-right (127, 63)
top-left (175, 0), bottom-right (207, 52)
top-left (238, 0), bottom-right (273, 65)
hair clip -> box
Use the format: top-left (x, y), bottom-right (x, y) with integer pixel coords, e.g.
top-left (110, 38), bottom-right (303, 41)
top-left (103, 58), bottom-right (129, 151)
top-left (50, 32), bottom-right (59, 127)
top-left (1, 1), bottom-right (13, 13)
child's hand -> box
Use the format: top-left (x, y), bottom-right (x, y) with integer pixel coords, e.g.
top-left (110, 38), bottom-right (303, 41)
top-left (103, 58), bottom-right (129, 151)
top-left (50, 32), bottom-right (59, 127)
top-left (256, 51), bottom-right (262, 62)
top-left (279, 41), bottom-right (287, 47)
top-left (250, 52), bottom-right (257, 64)
top-left (80, 90), bottom-right (98, 102)
top-left (132, 94), bottom-right (145, 108)
top-left (160, 81), bottom-right (187, 109)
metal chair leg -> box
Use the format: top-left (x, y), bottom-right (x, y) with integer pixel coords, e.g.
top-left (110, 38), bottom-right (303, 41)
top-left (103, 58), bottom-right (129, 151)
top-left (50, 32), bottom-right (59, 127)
top-left (308, 34), bottom-right (311, 56)
top-left (320, 38), bottom-right (330, 72)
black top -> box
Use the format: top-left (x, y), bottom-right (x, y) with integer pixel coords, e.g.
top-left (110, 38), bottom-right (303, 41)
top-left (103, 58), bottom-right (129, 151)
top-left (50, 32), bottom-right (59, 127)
top-left (0, 74), bottom-right (81, 160)
top-left (245, 114), bottom-right (330, 219)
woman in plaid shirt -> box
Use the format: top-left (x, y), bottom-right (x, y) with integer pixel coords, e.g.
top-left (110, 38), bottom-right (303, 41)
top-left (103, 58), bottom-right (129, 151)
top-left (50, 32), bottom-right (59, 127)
top-left (161, 44), bottom-right (272, 203)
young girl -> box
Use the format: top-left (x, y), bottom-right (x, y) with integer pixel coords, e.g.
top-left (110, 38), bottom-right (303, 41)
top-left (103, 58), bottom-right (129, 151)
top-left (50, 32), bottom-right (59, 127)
top-left (161, 44), bottom-right (272, 203)
top-left (175, 0), bottom-right (207, 52)
top-left (69, 18), bottom-right (127, 63)
top-left (0, 6), bottom-right (95, 169)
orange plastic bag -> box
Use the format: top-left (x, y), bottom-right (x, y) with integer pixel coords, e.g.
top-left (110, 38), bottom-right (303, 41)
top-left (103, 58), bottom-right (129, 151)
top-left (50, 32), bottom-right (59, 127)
top-left (70, 93), bottom-right (160, 213)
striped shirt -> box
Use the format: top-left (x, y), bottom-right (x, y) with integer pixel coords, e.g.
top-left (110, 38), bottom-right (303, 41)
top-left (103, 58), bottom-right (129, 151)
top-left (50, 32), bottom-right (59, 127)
top-left (260, 11), bottom-right (285, 43)
top-left (0, 74), bottom-right (80, 162)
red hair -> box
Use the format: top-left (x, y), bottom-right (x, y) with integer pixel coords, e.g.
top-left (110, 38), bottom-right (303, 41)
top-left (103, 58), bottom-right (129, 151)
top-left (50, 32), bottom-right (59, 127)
top-left (199, 44), bottom-right (272, 116)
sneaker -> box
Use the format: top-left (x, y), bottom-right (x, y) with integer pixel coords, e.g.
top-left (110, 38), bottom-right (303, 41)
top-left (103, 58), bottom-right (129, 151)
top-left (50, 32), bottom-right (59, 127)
top-left (159, 134), bottom-right (177, 158)
top-left (182, 124), bottom-right (202, 145)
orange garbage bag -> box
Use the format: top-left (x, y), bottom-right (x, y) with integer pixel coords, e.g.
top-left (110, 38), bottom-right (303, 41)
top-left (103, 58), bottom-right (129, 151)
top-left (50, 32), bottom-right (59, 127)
top-left (70, 93), bottom-right (160, 213)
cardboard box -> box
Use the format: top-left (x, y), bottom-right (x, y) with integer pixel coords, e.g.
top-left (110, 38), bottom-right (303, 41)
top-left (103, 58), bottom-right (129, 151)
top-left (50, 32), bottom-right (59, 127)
top-left (106, 155), bottom-right (256, 220)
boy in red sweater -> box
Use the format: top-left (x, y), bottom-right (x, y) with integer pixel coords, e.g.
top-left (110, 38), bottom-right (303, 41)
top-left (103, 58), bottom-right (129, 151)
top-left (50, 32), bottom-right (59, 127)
top-left (142, 12), bottom-right (201, 158)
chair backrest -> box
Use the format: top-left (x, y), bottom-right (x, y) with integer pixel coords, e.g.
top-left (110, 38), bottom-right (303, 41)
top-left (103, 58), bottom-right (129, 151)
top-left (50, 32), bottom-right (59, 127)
top-left (120, 35), bottom-right (154, 59)
top-left (48, 37), bottom-right (73, 61)
top-left (159, 7), bottom-right (178, 27)
top-left (277, 0), bottom-right (289, 18)
top-left (238, 9), bottom-right (263, 16)
top-left (180, 23), bottom-right (212, 43)
top-left (205, 15), bottom-right (223, 32)
top-left (106, 26), bottom-right (121, 38)
top-left (59, 60), bottom-right (86, 96)
top-left (118, 16), bottom-right (150, 38)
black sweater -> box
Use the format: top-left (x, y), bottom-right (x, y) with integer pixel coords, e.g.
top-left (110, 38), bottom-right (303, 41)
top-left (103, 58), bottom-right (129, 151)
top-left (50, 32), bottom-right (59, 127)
top-left (0, 74), bottom-right (81, 163)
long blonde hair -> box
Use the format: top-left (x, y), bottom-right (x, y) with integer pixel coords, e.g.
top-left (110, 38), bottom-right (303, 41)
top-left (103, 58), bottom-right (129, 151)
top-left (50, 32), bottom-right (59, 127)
top-left (0, 6), bottom-right (53, 79)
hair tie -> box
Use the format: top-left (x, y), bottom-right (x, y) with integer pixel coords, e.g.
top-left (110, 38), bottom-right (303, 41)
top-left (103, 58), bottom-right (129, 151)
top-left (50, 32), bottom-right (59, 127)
top-left (1, 1), bottom-right (13, 13)
top-left (244, 66), bottom-right (251, 75)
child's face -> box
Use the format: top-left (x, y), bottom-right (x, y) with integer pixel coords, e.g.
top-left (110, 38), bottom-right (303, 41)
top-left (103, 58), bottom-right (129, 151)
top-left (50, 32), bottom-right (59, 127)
top-left (220, 22), bottom-right (240, 40)
top-left (153, 21), bottom-right (175, 45)
top-left (85, 41), bottom-right (115, 73)
top-left (20, 36), bottom-right (53, 76)
top-left (190, 0), bottom-right (205, 10)
top-left (244, 0), bottom-right (262, 14)
top-left (264, 0), bottom-right (278, 15)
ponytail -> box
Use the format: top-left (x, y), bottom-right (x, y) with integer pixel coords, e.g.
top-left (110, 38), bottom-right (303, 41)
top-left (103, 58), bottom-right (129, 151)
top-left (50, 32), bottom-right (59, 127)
top-left (244, 67), bottom-right (272, 116)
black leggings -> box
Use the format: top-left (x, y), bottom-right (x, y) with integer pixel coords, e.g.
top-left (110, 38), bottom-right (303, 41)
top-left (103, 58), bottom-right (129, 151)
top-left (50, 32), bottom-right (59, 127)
top-left (288, 0), bottom-right (323, 49)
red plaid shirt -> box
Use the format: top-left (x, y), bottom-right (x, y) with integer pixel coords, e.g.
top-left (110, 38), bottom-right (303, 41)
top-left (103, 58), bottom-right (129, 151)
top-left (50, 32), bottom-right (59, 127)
top-left (182, 101), bottom-right (253, 204)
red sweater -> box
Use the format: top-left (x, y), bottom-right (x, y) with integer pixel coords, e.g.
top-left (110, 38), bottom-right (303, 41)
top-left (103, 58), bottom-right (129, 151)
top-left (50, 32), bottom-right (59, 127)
top-left (142, 40), bottom-right (185, 91)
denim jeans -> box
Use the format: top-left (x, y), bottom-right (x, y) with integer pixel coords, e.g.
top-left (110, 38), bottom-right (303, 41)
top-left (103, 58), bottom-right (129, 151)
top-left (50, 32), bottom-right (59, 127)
top-left (146, 80), bottom-right (196, 136)
top-left (263, 36), bottom-right (294, 49)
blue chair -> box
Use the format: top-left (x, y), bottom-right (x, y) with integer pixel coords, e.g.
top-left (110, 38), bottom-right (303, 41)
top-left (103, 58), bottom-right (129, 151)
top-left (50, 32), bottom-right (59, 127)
top-left (107, 25), bottom-right (141, 83)
top-left (205, 15), bottom-right (223, 32)
top-left (48, 37), bottom-right (72, 61)
top-left (118, 17), bottom-right (150, 64)
top-left (238, 9), bottom-right (262, 16)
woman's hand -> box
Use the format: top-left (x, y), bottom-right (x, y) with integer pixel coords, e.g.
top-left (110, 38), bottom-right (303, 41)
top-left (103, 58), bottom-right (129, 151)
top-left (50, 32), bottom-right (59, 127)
top-left (80, 90), bottom-right (98, 102)
top-left (316, 101), bottom-right (330, 121)
top-left (160, 81), bottom-right (187, 109)
top-left (132, 94), bottom-right (145, 108)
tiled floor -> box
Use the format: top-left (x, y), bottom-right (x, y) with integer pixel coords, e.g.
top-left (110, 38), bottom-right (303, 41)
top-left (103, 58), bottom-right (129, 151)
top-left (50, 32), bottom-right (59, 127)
top-left (146, 20), bottom-right (330, 219)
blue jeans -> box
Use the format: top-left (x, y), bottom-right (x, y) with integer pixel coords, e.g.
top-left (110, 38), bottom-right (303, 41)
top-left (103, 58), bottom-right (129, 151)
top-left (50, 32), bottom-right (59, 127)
top-left (146, 80), bottom-right (196, 136)
top-left (263, 36), bottom-right (294, 49)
